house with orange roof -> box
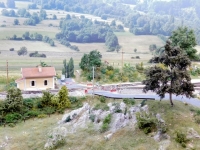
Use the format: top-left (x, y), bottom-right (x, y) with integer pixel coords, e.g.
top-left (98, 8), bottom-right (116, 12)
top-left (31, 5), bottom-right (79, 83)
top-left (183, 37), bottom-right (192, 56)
top-left (15, 66), bottom-right (56, 91)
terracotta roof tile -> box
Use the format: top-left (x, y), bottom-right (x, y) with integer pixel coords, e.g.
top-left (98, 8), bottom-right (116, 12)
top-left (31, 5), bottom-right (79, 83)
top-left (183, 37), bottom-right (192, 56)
top-left (21, 67), bottom-right (56, 78)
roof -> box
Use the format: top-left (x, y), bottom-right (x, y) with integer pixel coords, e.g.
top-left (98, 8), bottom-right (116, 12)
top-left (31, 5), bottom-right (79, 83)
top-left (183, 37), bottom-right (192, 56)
top-left (15, 78), bottom-right (24, 83)
top-left (21, 67), bottom-right (56, 78)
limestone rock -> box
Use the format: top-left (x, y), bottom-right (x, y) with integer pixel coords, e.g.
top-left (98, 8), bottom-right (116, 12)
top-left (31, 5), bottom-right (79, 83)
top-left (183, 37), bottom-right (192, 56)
top-left (187, 128), bottom-right (200, 139)
top-left (104, 133), bottom-right (113, 140)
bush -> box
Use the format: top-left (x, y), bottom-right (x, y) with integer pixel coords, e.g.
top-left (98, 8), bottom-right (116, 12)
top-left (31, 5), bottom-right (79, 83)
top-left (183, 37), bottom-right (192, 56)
top-left (112, 103), bottom-right (122, 113)
top-left (24, 110), bottom-right (41, 118)
top-left (38, 114), bottom-right (47, 118)
top-left (8, 123), bottom-right (15, 127)
top-left (174, 130), bottom-right (189, 148)
top-left (64, 116), bottom-right (71, 123)
top-left (123, 98), bottom-right (135, 105)
top-left (5, 113), bottom-right (21, 123)
top-left (23, 98), bottom-right (35, 109)
top-left (69, 96), bottom-right (78, 103)
top-left (101, 114), bottom-right (112, 132)
top-left (99, 96), bottom-right (106, 103)
top-left (43, 107), bottom-right (56, 115)
top-left (93, 103), bottom-right (109, 111)
top-left (136, 112), bottom-right (157, 134)
top-left (89, 114), bottom-right (96, 122)
top-left (194, 116), bottom-right (200, 124)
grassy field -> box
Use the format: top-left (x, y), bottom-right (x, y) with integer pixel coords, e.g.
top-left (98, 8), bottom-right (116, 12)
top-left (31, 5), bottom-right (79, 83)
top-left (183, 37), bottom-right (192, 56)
top-left (0, 98), bottom-right (200, 150)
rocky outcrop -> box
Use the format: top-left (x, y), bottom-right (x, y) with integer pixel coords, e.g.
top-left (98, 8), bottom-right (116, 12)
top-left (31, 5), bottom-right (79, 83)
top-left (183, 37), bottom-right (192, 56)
top-left (44, 102), bottom-right (149, 148)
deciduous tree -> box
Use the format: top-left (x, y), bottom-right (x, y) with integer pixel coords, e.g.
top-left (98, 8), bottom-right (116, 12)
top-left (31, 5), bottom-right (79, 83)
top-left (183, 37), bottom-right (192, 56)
top-left (17, 47), bottom-right (28, 56)
top-left (169, 27), bottom-right (198, 60)
top-left (6, 0), bottom-right (15, 8)
top-left (143, 40), bottom-right (194, 106)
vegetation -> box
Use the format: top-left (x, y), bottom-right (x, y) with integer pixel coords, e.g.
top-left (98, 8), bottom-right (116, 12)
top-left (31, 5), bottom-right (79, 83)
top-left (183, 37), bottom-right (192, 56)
top-left (143, 40), bottom-right (194, 106)
top-left (62, 58), bottom-right (74, 78)
top-left (136, 112), bottom-right (157, 134)
top-left (1, 97), bottom-right (200, 149)
top-left (101, 114), bottom-right (112, 132)
top-left (56, 14), bottom-right (119, 51)
top-left (169, 27), bottom-right (198, 60)
top-left (0, 86), bottom-right (71, 126)
top-left (174, 130), bottom-right (189, 148)
top-left (17, 47), bottom-right (28, 56)
top-left (79, 50), bottom-right (143, 82)
top-left (10, 31), bottom-right (55, 47)
top-left (29, 51), bottom-right (46, 58)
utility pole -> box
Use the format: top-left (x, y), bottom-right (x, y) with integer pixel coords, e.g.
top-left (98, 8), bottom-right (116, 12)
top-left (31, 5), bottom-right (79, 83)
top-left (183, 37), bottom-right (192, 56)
top-left (121, 49), bottom-right (124, 69)
top-left (92, 66), bottom-right (94, 98)
top-left (6, 60), bottom-right (8, 87)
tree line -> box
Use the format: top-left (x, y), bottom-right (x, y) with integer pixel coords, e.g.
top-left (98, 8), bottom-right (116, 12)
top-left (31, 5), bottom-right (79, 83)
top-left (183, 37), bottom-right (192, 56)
top-left (1, 8), bottom-right (48, 26)
top-left (10, 31), bottom-right (55, 47)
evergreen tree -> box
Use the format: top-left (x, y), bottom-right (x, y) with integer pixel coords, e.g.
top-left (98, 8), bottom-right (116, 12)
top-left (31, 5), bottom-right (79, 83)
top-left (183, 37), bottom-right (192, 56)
top-left (58, 86), bottom-right (71, 109)
top-left (143, 40), bottom-right (194, 106)
top-left (68, 57), bottom-right (74, 78)
top-left (62, 59), bottom-right (68, 77)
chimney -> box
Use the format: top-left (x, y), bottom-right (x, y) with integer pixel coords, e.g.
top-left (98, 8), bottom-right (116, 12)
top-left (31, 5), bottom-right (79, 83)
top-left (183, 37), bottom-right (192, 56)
top-left (38, 66), bottom-right (42, 72)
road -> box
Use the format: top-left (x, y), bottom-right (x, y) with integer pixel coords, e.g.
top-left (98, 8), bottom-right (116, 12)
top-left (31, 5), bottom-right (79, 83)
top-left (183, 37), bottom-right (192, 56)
top-left (89, 90), bottom-right (200, 107)
top-left (59, 78), bottom-right (200, 108)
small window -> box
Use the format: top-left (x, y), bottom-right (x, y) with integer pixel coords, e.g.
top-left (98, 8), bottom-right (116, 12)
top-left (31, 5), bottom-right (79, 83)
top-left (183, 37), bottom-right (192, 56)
top-left (31, 81), bottom-right (35, 86)
top-left (44, 80), bottom-right (48, 86)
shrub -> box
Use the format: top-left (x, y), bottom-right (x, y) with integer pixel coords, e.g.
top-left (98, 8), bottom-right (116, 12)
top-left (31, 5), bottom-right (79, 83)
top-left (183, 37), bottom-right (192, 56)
top-left (41, 91), bottom-right (54, 107)
top-left (89, 114), bottom-right (96, 122)
top-left (174, 130), bottom-right (189, 148)
top-left (99, 96), bottom-right (106, 103)
top-left (23, 98), bottom-right (34, 109)
top-left (136, 112), bottom-right (157, 134)
top-left (93, 103), bottom-right (109, 111)
top-left (101, 114), bottom-right (112, 132)
top-left (8, 123), bottom-right (15, 127)
top-left (43, 107), bottom-right (56, 115)
top-left (5, 113), bottom-right (21, 123)
top-left (112, 103), bottom-right (122, 113)
top-left (64, 116), bottom-right (71, 123)
top-left (194, 116), bottom-right (200, 124)
top-left (57, 108), bottom-right (65, 114)
top-left (123, 98), bottom-right (135, 105)
top-left (69, 96), bottom-right (78, 103)
top-left (38, 114), bottom-right (47, 118)
top-left (9, 48), bottom-right (14, 51)
top-left (140, 100), bottom-right (147, 107)
top-left (24, 110), bottom-right (41, 118)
